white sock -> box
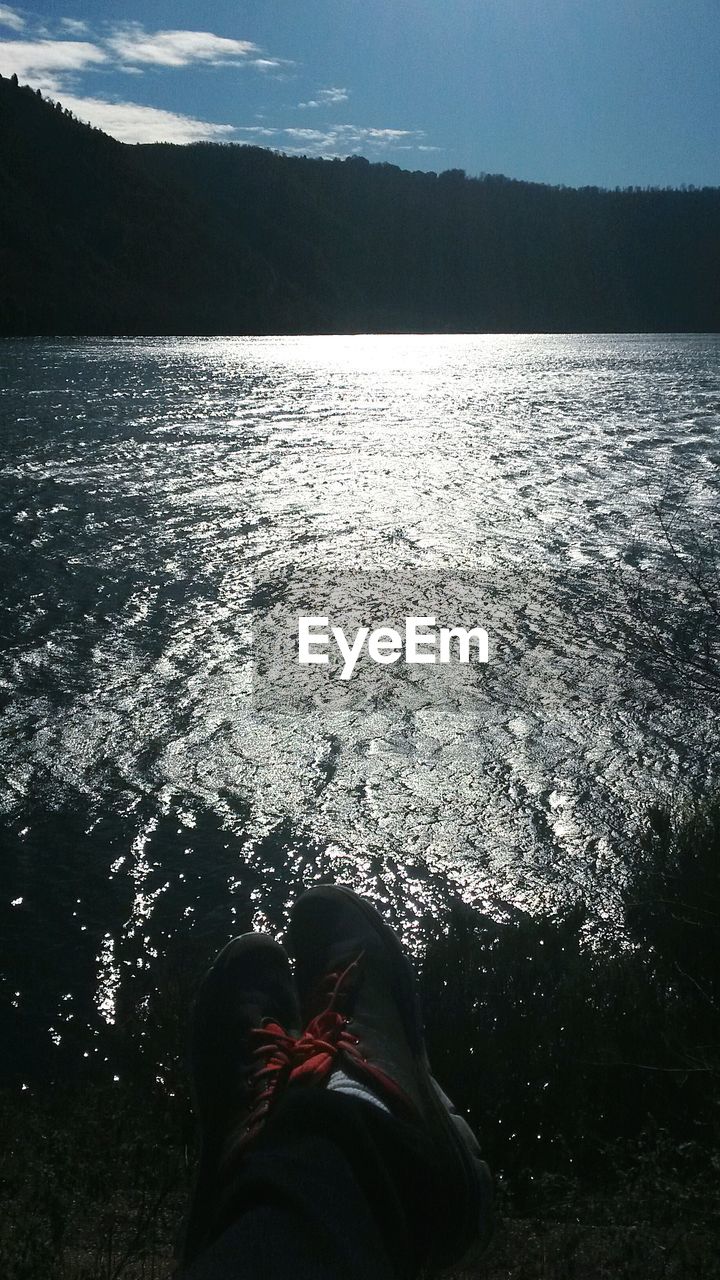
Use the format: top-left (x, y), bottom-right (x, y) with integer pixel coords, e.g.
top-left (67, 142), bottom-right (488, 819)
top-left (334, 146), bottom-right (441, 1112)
top-left (328, 1068), bottom-right (391, 1114)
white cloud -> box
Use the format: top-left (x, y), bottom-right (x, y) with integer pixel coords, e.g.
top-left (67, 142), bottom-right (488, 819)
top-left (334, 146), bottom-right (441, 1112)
top-left (59, 92), bottom-right (237, 144)
top-left (361, 128), bottom-right (420, 142)
top-left (283, 127), bottom-right (330, 143)
top-left (105, 25), bottom-right (258, 68)
top-left (234, 125), bottom-right (279, 138)
top-left (60, 18), bottom-right (89, 36)
top-left (0, 38), bottom-right (107, 86)
top-left (220, 121), bottom-right (429, 158)
top-left (0, 5), bottom-right (24, 33)
top-left (281, 123), bottom-right (425, 155)
top-left (299, 85), bottom-right (349, 109)
top-left (0, 16), bottom-right (431, 157)
top-left (0, 20), bottom-right (292, 131)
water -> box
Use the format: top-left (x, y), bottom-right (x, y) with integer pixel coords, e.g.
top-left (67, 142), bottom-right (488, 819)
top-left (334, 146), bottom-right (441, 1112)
top-left (1, 334), bottom-right (719, 1075)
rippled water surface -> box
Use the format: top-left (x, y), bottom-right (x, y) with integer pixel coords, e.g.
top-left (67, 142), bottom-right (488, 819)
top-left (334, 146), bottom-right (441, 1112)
top-left (1, 334), bottom-right (719, 1069)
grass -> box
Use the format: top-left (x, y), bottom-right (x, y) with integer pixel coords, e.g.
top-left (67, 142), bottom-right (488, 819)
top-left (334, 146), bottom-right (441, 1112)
top-left (2, 1086), bottom-right (718, 1279)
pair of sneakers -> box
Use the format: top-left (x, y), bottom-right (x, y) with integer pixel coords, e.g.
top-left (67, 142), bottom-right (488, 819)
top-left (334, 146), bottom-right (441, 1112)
top-left (187, 884), bottom-right (492, 1269)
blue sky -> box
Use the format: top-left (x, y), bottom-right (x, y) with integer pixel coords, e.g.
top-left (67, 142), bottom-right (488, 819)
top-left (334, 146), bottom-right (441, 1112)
top-left (0, 0), bottom-right (717, 188)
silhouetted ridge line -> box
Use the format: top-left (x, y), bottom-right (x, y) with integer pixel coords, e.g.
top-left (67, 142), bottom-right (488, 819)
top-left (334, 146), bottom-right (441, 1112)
top-left (1, 73), bottom-right (718, 336)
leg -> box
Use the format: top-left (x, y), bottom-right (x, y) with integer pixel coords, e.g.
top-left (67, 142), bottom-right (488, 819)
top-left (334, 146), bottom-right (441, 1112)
top-left (182, 1092), bottom-right (403, 1280)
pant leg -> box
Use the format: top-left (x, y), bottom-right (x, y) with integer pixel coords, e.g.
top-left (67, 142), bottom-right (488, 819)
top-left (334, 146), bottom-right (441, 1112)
top-left (179, 1088), bottom-right (460, 1280)
top-left (180, 1131), bottom-right (396, 1280)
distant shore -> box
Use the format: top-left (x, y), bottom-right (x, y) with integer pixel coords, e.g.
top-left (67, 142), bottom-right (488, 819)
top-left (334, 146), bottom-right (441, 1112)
top-left (2, 73), bottom-right (719, 339)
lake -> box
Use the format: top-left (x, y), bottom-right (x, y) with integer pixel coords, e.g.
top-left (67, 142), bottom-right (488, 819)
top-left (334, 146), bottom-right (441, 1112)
top-left (1, 333), bottom-right (718, 1075)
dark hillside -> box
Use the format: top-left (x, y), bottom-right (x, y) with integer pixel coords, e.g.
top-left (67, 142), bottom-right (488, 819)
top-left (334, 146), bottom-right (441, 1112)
top-left (141, 143), bottom-right (720, 332)
top-left (1, 72), bottom-right (719, 335)
top-left (0, 77), bottom-right (291, 335)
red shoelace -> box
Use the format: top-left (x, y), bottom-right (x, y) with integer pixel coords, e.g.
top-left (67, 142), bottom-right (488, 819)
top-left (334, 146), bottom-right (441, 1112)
top-left (241, 1019), bottom-right (297, 1145)
top-left (239, 954), bottom-right (412, 1150)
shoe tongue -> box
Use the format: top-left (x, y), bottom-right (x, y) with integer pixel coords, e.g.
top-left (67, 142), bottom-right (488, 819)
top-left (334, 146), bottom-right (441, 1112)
top-left (301, 951), bottom-right (361, 1022)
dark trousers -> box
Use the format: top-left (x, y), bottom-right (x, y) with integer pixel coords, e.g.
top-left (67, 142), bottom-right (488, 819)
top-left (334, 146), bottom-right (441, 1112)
top-left (180, 1089), bottom-right (468, 1279)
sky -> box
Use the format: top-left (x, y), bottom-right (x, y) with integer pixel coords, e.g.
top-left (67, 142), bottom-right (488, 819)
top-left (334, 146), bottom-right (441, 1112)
top-left (0, 0), bottom-right (718, 189)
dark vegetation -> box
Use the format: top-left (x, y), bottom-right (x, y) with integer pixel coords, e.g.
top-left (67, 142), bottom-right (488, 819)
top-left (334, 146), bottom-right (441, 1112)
top-left (1, 72), bottom-right (719, 337)
top-left (1, 794), bottom-right (719, 1278)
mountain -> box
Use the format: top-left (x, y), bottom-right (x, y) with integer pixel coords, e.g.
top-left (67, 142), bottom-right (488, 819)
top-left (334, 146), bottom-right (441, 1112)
top-left (1, 73), bottom-right (719, 335)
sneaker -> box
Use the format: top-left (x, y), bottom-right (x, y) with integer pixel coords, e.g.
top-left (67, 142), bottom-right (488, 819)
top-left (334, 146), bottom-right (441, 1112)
top-left (287, 884), bottom-right (493, 1267)
top-left (184, 932), bottom-right (300, 1261)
